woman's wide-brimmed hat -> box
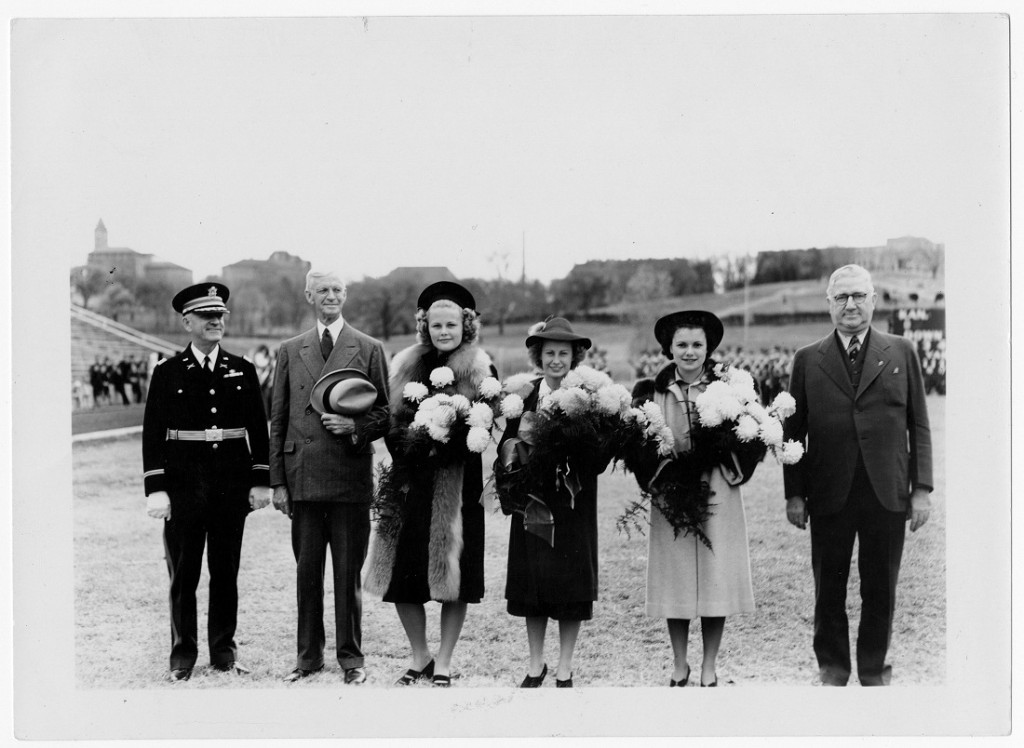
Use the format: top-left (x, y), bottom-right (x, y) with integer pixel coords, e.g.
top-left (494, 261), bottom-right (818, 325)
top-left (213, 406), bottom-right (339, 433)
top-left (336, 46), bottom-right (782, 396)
top-left (310, 368), bottom-right (379, 416)
top-left (654, 310), bottom-right (725, 354)
top-left (417, 281), bottom-right (476, 311)
top-left (525, 317), bottom-right (592, 350)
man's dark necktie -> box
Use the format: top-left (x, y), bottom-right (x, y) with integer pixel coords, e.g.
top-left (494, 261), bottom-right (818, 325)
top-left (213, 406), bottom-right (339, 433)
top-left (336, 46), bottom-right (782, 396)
top-left (847, 335), bottom-right (861, 363)
top-left (321, 328), bottom-right (334, 361)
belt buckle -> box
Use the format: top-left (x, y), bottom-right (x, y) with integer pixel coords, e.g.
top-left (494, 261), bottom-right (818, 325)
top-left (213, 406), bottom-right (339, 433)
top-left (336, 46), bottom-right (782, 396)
top-left (205, 428), bottom-right (224, 442)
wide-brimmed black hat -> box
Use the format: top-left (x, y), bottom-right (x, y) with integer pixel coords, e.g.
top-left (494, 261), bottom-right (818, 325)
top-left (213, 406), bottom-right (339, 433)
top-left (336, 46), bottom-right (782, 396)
top-left (525, 317), bottom-right (592, 350)
top-left (172, 283), bottom-right (230, 314)
top-left (654, 310), bottom-right (724, 354)
top-left (417, 281), bottom-right (476, 311)
top-left (310, 368), bottom-right (379, 416)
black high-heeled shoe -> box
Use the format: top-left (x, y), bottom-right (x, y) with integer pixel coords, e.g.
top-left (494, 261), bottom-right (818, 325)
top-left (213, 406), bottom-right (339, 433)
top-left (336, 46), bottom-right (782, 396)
top-left (700, 677), bottom-right (718, 687)
top-left (669, 665), bottom-right (691, 687)
top-left (395, 659), bottom-right (435, 686)
top-left (520, 663), bottom-right (548, 688)
top-left (555, 673), bottom-right (573, 688)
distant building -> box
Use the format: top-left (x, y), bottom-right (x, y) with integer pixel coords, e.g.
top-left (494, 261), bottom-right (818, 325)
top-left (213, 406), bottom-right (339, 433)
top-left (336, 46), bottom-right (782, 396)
top-left (145, 260), bottom-right (193, 289)
top-left (86, 219), bottom-right (194, 286)
top-left (854, 237), bottom-right (944, 278)
top-left (383, 266), bottom-right (458, 286)
top-left (221, 251), bottom-right (311, 288)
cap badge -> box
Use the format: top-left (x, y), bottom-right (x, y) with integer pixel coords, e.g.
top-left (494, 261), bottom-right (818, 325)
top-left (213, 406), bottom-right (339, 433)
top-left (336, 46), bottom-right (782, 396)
top-left (207, 286), bottom-right (219, 297)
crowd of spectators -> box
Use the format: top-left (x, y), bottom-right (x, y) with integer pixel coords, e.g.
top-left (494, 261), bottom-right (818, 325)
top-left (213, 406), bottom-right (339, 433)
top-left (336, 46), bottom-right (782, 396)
top-left (74, 332), bottom-right (945, 411)
top-left (920, 339), bottom-right (946, 395)
top-left (583, 344), bottom-right (609, 373)
top-left (75, 353), bottom-right (156, 409)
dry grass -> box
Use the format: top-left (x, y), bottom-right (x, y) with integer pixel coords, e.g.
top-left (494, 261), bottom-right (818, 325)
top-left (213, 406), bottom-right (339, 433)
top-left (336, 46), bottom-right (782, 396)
top-left (74, 396), bottom-right (945, 689)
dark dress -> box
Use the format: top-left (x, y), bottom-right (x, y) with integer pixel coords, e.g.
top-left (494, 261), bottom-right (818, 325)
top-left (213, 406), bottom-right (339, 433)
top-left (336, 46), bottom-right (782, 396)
top-left (497, 379), bottom-right (601, 620)
top-left (381, 347), bottom-right (486, 605)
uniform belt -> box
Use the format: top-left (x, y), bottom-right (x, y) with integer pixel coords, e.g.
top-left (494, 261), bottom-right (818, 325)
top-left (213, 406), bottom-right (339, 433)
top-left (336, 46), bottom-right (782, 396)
top-left (166, 428), bottom-right (247, 442)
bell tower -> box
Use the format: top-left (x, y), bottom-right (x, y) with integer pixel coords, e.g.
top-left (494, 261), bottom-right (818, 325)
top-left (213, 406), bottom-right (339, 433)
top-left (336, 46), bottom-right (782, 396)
top-left (95, 219), bottom-right (108, 251)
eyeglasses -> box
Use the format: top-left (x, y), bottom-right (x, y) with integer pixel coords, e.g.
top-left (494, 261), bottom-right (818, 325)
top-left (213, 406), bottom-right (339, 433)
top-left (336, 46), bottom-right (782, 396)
top-left (830, 293), bottom-right (869, 306)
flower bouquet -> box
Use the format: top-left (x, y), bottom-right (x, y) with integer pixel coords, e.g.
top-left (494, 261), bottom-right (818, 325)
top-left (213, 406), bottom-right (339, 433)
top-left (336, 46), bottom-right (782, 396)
top-left (493, 366), bottom-right (674, 519)
top-left (617, 363), bottom-right (803, 548)
top-left (371, 367), bottom-right (503, 539)
top-left (395, 366), bottom-right (503, 462)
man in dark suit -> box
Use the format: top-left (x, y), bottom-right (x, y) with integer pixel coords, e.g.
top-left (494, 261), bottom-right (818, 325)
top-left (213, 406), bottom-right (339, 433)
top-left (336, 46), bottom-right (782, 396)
top-left (142, 283), bottom-right (272, 682)
top-left (784, 264), bottom-right (933, 686)
top-left (270, 270), bottom-right (389, 684)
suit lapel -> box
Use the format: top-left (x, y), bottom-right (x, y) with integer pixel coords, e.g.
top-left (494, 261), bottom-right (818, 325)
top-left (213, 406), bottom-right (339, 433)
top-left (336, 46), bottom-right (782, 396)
top-left (855, 328), bottom-right (890, 401)
top-left (299, 328), bottom-right (324, 380)
top-left (816, 333), bottom-right (855, 400)
top-left (325, 324), bottom-right (360, 371)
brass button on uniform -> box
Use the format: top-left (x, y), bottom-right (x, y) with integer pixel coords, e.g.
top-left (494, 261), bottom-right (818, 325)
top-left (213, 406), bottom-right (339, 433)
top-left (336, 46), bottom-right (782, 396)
top-left (212, 443), bottom-right (219, 450)
top-left (211, 407), bottom-right (218, 413)
top-left (209, 389), bottom-right (216, 395)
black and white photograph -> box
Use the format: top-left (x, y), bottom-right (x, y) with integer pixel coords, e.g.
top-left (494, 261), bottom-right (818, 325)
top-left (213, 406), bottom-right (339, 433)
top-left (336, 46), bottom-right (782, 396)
top-left (8, 1), bottom-right (1013, 741)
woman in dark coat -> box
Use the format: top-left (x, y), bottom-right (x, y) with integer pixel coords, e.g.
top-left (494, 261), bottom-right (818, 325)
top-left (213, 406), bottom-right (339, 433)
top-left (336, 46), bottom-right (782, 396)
top-left (496, 317), bottom-right (602, 688)
top-left (363, 282), bottom-right (493, 687)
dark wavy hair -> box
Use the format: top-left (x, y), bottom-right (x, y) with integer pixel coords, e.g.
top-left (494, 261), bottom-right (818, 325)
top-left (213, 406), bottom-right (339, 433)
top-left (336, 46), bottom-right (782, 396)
top-left (659, 322), bottom-right (713, 359)
top-left (527, 340), bottom-right (589, 370)
top-left (415, 299), bottom-right (481, 347)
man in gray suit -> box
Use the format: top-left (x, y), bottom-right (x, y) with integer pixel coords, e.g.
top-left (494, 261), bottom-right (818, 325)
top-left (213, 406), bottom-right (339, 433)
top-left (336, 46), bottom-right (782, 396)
top-left (270, 270), bottom-right (390, 683)
top-left (784, 264), bottom-right (932, 686)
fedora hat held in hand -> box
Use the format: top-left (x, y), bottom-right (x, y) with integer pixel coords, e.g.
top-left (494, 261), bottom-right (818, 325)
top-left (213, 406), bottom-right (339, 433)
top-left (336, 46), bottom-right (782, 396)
top-left (310, 368), bottom-right (378, 416)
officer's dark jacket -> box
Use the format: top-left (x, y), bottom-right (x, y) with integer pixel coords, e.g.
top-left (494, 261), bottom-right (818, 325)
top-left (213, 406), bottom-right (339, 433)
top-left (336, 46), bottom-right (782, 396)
top-left (142, 346), bottom-right (270, 517)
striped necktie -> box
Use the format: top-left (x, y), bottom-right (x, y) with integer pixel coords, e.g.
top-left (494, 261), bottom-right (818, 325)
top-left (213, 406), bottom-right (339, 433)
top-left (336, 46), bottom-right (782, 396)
top-left (847, 335), bottom-right (861, 363)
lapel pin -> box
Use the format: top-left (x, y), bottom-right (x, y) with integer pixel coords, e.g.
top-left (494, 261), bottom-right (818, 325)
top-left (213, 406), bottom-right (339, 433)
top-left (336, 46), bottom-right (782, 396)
top-left (186, 363), bottom-right (195, 370)
top-left (893, 366), bottom-right (899, 374)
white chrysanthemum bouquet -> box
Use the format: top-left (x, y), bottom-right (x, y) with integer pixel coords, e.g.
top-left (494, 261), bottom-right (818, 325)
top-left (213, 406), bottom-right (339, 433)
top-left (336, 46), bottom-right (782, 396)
top-left (695, 363), bottom-right (803, 465)
top-left (617, 363), bottom-right (803, 547)
top-left (401, 366), bottom-right (503, 456)
top-left (498, 364), bottom-right (674, 467)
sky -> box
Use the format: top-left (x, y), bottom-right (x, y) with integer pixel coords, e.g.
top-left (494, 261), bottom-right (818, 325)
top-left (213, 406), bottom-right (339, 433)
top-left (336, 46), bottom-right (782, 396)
top-left (14, 13), bottom-right (1009, 285)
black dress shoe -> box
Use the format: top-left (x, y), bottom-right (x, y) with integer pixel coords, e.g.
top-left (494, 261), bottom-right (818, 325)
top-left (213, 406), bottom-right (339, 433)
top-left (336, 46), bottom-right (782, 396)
top-left (520, 663), bottom-right (547, 688)
top-left (169, 668), bottom-right (193, 682)
top-left (670, 665), bottom-right (691, 687)
top-left (344, 667), bottom-right (367, 685)
top-left (212, 661), bottom-right (251, 675)
top-left (283, 665), bottom-right (324, 683)
top-left (555, 674), bottom-right (574, 688)
top-left (395, 659), bottom-right (435, 686)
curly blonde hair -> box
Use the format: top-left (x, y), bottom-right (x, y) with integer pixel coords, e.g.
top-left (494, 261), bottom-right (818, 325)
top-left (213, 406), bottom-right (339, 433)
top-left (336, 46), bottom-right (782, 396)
top-left (415, 299), bottom-right (481, 347)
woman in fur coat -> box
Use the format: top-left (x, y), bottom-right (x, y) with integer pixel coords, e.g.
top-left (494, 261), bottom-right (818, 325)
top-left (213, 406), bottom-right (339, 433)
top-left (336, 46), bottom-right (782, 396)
top-left (364, 281), bottom-right (494, 687)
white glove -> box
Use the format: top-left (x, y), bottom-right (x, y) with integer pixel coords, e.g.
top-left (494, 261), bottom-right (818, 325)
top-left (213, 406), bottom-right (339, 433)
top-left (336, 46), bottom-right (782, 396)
top-left (147, 491), bottom-right (171, 520)
top-left (249, 486), bottom-right (273, 511)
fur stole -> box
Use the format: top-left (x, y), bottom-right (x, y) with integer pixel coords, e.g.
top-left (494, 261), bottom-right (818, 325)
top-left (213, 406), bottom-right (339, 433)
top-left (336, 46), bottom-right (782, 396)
top-left (387, 341), bottom-right (493, 412)
top-left (364, 341), bottom-right (492, 602)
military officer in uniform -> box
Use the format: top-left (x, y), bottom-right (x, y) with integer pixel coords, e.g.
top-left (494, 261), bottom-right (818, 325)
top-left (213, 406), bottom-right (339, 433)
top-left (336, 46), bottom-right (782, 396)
top-left (142, 283), bottom-right (272, 682)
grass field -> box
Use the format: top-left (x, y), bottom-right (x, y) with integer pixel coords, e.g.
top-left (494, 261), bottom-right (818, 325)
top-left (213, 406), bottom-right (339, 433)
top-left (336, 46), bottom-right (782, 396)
top-left (73, 396), bottom-right (945, 689)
